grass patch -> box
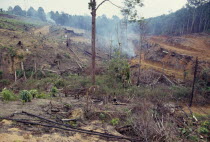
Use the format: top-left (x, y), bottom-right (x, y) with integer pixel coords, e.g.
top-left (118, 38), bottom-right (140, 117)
top-left (36, 92), bottom-right (50, 99)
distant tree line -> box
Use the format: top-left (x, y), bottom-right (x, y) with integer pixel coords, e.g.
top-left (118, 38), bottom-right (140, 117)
top-left (5, 1), bottom-right (210, 36)
top-left (6, 5), bottom-right (121, 36)
top-left (49, 11), bottom-right (121, 36)
top-left (7, 6), bottom-right (47, 21)
top-left (132, 1), bottom-right (210, 35)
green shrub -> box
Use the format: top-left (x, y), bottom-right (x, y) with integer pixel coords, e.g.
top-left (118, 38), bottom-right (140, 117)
top-left (25, 69), bottom-right (33, 78)
top-left (0, 79), bottom-right (10, 86)
top-left (110, 118), bottom-right (120, 126)
top-left (188, 135), bottom-right (199, 141)
top-left (0, 89), bottom-right (16, 101)
top-left (19, 90), bottom-right (32, 102)
top-left (198, 120), bottom-right (210, 135)
top-left (108, 58), bottom-right (130, 84)
top-left (51, 86), bottom-right (58, 97)
top-left (99, 113), bottom-right (106, 120)
top-left (29, 89), bottom-right (39, 98)
top-left (55, 80), bottom-right (66, 88)
top-left (201, 120), bottom-right (210, 128)
top-left (198, 127), bottom-right (209, 134)
top-left (16, 69), bottom-right (23, 78)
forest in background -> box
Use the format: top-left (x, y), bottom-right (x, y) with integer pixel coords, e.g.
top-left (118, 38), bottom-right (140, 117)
top-left (2, 1), bottom-right (210, 36)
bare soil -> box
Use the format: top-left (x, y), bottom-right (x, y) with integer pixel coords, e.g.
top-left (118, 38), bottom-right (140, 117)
top-left (0, 96), bottom-right (132, 142)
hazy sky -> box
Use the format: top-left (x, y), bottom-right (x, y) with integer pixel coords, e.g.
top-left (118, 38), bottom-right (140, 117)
top-left (0, 0), bottom-right (187, 18)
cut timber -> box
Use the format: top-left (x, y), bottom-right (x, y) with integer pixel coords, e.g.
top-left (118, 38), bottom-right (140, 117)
top-left (162, 74), bottom-right (175, 86)
top-left (74, 59), bottom-right (83, 70)
top-left (112, 102), bottom-right (127, 105)
top-left (84, 51), bottom-right (103, 59)
top-left (151, 75), bottom-right (162, 85)
top-left (68, 48), bottom-right (83, 70)
top-left (43, 69), bottom-right (58, 74)
top-left (69, 48), bottom-right (81, 63)
top-left (61, 119), bottom-right (78, 122)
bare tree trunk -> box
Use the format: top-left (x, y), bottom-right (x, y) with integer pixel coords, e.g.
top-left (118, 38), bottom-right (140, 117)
top-left (91, 0), bottom-right (96, 85)
top-left (34, 62), bottom-right (37, 79)
top-left (189, 57), bottom-right (198, 107)
top-left (190, 9), bottom-right (196, 33)
top-left (137, 34), bottom-right (142, 86)
top-left (182, 24), bottom-right (185, 35)
top-left (198, 11), bottom-right (203, 32)
top-left (21, 62), bottom-right (27, 80)
top-left (137, 22), bottom-right (145, 86)
top-left (187, 17), bottom-right (190, 33)
top-left (204, 18), bottom-right (209, 31)
top-left (115, 23), bottom-right (121, 57)
top-left (14, 70), bottom-right (17, 82)
top-left (109, 39), bottom-right (113, 60)
top-left (30, 61), bottom-right (37, 79)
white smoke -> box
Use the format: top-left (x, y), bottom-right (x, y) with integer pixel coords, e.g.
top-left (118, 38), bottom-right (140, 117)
top-left (46, 13), bottom-right (55, 24)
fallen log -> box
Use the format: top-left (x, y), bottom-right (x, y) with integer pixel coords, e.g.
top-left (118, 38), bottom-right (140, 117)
top-left (43, 69), bottom-right (58, 74)
top-left (68, 48), bottom-right (83, 70)
top-left (1, 111), bottom-right (141, 141)
top-left (84, 51), bottom-right (103, 59)
top-left (2, 118), bottom-right (136, 141)
top-left (162, 74), bottom-right (175, 86)
top-left (61, 119), bottom-right (78, 122)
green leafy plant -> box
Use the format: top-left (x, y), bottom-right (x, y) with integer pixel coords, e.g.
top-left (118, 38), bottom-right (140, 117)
top-left (0, 89), bottom-right (16, 101)
top-left (29, 89), bottom-right (39, 98)
top-left (198, 127), bottom-right (209, 134)
top-left (99, 113), bottom-right (106, 120)
top-left (108, 58), bottom-right (130, 84)
top-left (110, 118), bottom-right (120, 126)
top-left (19, 90), bottom-right (32, 102)
top-left (55, 80), bottom-right (66, 88)
top-left (51, 86), bottom-right (58, 97)
top-left (188, 135), bottom-right (199, 141)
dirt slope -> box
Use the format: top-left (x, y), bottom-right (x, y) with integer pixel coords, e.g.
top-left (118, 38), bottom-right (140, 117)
top-left (131, 33), bottom-right (210, 80)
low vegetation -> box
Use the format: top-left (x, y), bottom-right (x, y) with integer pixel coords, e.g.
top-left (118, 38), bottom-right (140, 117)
top-left (0, 89), bottom-right (17, 101)
top-left (0, 4), bottom-right (209, 141)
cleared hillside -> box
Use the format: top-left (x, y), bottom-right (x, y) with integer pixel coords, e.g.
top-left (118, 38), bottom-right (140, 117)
top-left (130, 33), bottom-right (210, 81)
top-left (0, 13), bottom-right (108, 85)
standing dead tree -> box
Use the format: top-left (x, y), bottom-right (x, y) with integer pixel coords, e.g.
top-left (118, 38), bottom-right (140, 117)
top-left (88, 0), bottom-right (110, 85)
top-left (189, 57), bottom-right (198, 107)
top-left (89, 0), bottom-right (143, 85)
top-left (137, 19), bottom-right (147, 86)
